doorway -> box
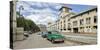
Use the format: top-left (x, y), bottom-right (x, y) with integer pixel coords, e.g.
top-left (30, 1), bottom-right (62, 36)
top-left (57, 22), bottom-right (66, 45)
top-left (73, 28), bottom-right (78, 33)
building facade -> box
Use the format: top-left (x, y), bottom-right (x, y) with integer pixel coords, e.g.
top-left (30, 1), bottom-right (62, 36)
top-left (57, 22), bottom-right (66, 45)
top-left (47, 6), bottom-right (97, 34)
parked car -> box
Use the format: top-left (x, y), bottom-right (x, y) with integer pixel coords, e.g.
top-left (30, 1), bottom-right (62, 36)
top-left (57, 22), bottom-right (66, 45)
top-left (41, 32), bottom-right (48, 38)
top-left (37, 32), bottom-right (43, 35)
top-left (47, 31), bottom-right (65, 43)
top-left (24, 31), bottom-right (29, 37)
top-left (28, 31), bottom-right (32, 34)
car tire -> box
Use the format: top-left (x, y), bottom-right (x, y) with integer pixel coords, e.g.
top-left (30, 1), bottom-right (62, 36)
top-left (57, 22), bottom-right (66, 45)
top-left (62, 40), bottom-right (64, 43)
top-left (51, 40), bottom-right (55, 43)
top-left (47, 38), bottom-right (49, 40)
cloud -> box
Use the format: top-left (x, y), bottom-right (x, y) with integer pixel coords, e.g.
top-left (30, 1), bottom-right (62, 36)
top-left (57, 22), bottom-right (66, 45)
top-left (16, 1), bottom-right (61, 26)
top-left (16, 1), bottom-right (61, 17)
top-left (26, 14), bottom-right (56, 25)
top-left (16, 1), bottom-right (96, 26)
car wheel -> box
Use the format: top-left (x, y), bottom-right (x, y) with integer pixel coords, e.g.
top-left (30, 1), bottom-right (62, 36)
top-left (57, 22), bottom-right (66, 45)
top-left (47, 38), bottom-right (49, 40)
top-left (62, 40), bottom-right (64, 43)
top-left (51, 40), bottom-right (55, 43)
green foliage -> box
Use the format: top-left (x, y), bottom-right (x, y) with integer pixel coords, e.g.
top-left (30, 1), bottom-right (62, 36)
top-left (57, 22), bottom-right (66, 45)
top-left (17, 17), bottom-right (40, 32)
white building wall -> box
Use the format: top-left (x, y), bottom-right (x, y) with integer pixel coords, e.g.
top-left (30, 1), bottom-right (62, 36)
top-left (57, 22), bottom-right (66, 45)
top-left (48, 7), bottom-right (97, 34)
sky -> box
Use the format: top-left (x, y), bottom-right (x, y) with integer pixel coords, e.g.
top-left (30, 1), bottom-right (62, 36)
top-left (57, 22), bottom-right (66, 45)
top-left (16, 1), bottom-right (96, 25)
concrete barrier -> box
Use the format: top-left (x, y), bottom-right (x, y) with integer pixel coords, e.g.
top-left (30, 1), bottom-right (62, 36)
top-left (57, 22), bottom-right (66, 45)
top-left (16, 27), bottom-right (24, 41)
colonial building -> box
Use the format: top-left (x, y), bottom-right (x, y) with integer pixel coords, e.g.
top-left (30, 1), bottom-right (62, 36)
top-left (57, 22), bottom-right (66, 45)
top-left (47, 6), bottom-right (97, 34)
top-left (47, 22), bottom-right (56, 31)
top-left (68, 7), bottom-right (97, 33)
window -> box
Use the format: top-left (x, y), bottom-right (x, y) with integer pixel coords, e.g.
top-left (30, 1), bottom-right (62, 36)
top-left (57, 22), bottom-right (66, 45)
top-left (61, 21), bottom-right (62, 24)
top-left (73, 21), bottom-right (77, 26)
top-left (86, 17), bottom-right (91, 24)
top-left (61, 29), bottom-right (62, 31)
top-left (94, 16), bottom-right (97, 23)
top-left (86, 26), bottom-right (90, 28)
top-left (80, 19), bottom-right (84, 25)
top-left (86, 26), bottom-right (88, 28)
top-left (68, 19), bottom-right (70, 21)
top-left (64, 20), bottom-right (66, 23)
top-left (64, 24), bottom-right (66, 29)
top-left (61, 25), bottom-right (62, 29)
top-left (93, 26), bottom-right (97, 29)
top-left (64, 29), bottom-right (66, 30)
top-left (61, 16), bottom-right (62, 18)
top-left (68, 23), bottom-right (71, 28)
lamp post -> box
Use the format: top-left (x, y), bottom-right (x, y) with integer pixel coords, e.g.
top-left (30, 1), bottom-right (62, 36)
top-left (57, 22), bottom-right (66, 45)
top-left (19, 5), bottom-right (24, 17)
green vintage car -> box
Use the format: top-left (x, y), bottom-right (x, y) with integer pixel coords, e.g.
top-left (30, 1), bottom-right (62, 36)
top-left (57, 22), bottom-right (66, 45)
top-left (47, 31), bottom-right (65, 43)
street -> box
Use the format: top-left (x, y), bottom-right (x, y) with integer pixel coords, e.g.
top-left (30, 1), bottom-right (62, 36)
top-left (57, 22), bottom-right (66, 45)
top-left (14, 32), bottom-right (86, 49)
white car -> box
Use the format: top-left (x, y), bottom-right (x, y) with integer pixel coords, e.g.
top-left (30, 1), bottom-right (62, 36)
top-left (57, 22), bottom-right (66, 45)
top-left (24, 32), bottom-right (29, 37)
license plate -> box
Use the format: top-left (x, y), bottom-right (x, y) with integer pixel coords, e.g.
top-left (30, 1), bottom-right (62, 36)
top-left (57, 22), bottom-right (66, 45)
top-left (55, 39), bottom-right (62, 41)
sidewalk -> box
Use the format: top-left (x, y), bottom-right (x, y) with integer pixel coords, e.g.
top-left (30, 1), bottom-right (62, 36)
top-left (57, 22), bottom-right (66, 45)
top-left (60, 32), bottom-right (97, 37)
top-left (60, 32), bottom-right (97, 44)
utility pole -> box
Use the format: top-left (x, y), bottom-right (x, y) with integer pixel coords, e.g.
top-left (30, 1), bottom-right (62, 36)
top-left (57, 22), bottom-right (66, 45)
top-left (19, 5), bottom-right (24, 17)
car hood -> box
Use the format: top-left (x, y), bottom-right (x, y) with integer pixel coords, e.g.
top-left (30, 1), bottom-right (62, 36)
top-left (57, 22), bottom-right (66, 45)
top-left (48, 34), bottom-right (64, 39)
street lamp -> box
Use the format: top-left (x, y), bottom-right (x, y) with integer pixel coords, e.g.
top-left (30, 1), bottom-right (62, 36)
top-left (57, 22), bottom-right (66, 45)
top-left (19, 5), bottom-right (24, 17)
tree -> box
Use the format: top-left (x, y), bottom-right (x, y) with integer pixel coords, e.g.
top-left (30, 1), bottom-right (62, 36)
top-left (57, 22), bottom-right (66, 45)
top-left (17, 17), bottom-right (40, 32)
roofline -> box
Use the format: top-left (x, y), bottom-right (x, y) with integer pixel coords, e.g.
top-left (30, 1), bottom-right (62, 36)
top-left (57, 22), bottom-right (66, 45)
top-left (59, 6), bottom-right (72, 11)
top-left (70, 7), bottom-right (97, 19)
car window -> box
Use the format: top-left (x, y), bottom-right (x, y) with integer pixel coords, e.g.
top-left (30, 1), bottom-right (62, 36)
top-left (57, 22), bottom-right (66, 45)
top-left (48, 32), bottom-right (51, 34)
top-left (47, 31), bottom-right (59, 34)
top-left (42, 32), bottom-right (47, 34)
top-left (52, 31), bottom-right (58, 34)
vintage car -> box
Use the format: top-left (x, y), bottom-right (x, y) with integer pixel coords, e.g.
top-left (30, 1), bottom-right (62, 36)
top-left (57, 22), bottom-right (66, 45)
top-left (41, 32), bottom-right (48, 38)
top-left (47, 31), bottom-right (65, 43)
top-left (24, 31), bottom-right (29, 37)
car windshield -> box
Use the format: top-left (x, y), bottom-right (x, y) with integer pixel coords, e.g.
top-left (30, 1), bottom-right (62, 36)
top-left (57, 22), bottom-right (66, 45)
top-left (42, 32), bottom-right (47, 34)
top-left (52, 31), bottom-right (59, 34)
top-left (48, 31), bottom-right (60, 34)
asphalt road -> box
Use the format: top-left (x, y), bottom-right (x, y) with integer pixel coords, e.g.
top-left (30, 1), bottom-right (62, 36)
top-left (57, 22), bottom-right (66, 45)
top-left (14, 33), bottom-right (82, 49)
